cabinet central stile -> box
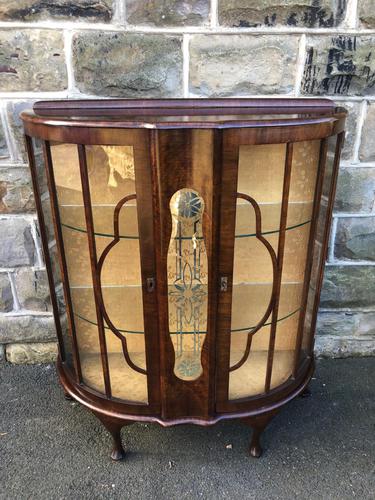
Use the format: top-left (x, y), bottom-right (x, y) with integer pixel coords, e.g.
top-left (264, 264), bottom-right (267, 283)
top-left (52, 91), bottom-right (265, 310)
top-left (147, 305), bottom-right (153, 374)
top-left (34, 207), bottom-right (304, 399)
top-left (153, 129), bottom-right (220, 419)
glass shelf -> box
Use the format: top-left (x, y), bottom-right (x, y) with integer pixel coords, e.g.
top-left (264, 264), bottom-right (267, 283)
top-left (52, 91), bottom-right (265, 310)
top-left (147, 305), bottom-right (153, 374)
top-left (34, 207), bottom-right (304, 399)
top-left (61, 220), bottom-right (311, 240)
top-left (73, 308), bottom-right (300, 335)
top-left (59, 201), bottom-right (313, 240)
top-left (70, 282), bottom-right (302, 334)
top-left (75, 308), bottom-right (300, 335)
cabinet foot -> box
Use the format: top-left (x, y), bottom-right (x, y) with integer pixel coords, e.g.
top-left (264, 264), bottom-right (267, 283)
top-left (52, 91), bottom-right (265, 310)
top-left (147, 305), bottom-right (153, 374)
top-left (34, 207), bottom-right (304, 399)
top-left (63, 390), bottom-right (73, 401)
top-left (242, 410), bottom-right (278, 459)
top-left (249, 427), bottom-right (263, 458)
top-left (110, 432), bottom-right (126, 462)
top-left (93, 412), bottom-right (132, 461)
top-left (299, 386), bottom-right (312, 398)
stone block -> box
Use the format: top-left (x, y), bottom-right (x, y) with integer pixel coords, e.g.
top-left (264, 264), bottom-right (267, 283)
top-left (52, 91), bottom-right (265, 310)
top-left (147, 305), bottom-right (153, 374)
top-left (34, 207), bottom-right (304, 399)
top-left (317, 310), bottom-right (375, 337)
top-left (0, 344), bottom-right (4, 361)
top-left (359, 103), bottom-right (375, 162)
top-left (315, 309), bottom-right (375, 357)
top-left (358, 0), bottom-right (375, 28)
top-left (189, 35), bottom-right (298, 96)
top-left (218, 0), bottom-right (347, 28)
top-left (302, 35), bottom-right (375, 96)
top-left (334, 167), bottom-right (375, 213)
top-left (0, 29), bottom-right (67, 92)
top-left (341, 102), bottom-right (360, 161)
top-left (315, 335), bottom-right (375, 357)
top-left (126, 0), bottom-right (209, 26)
top-left (320, 265), bottom-right (375, 308)
top-left (6, 342), bottom-right (58, 364)
top-left (73, 32), bottom-right (183, 97)
top-left (0, 218), bottom-right (36, 267)
top-left (0, 314), bottom-right (56, 343)
top-left (14, 268), bottom-right (51, 311)
top-left (0, 272), bottom-right (13, 312)
top-left (0, 167), bottom-right (34, 213)
top-left (335, 217), bottom-right (375, 261)
top-left (6, 100), bottom-right (35, 162)
top-left (0, 0), bottom-right (113, 22)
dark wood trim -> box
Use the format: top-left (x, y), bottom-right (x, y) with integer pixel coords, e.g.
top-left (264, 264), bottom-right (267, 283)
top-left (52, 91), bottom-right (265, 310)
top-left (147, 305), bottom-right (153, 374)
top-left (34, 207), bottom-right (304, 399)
top-left (307, 132), bottom-right (345, 355)
top-left (206, 129), bottom-right (223, 414)
top-left (214, 128), bottom-right (240, 411)
top-left (33, 97), bottom-right (336, 115)
top-left (24, 135), bottom-right (65, 362)
top-left (265, 142), bottom-right (294, 392)
top-left (150, 128), bottom-right (168, 418)
top-left (292, 139), bottom-right (329, 377)
top-left (77, 144), bottom-right (112, 398)
top-left (134, 129), bottom-right (161, 412)
top-left (22, 114), bottom-right (345, 136)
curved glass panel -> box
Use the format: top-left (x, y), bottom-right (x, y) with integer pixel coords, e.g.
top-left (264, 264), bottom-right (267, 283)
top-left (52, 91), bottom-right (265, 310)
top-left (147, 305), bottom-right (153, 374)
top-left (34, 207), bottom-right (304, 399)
top-left (300, 135), bottom-right (339, 360)
top-left (229, 314), bottom-right (298, 399)
top-left (270, 140), bottom-right (320, 389)
top-left (31, 138), bottom-right (74, 371)
top-left (50, 142), bottom-right (148, 402)
top-left (229, 140), bottom-right (321, 399)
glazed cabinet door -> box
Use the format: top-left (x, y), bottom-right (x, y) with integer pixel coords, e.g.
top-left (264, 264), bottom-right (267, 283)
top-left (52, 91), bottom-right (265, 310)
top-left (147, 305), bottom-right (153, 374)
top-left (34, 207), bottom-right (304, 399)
top-left (27, 130), bottom-right (160, 413)
top-left (154, 129), bottom-right (221, 419)
top-left (215, 129), bottom-right (343, 412)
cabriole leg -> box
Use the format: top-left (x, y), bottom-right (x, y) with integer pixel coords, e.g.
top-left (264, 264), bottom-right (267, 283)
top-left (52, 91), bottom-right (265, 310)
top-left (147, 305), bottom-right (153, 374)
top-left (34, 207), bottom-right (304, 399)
top-left (108, 423), bottom-right (126, 461)
top-left (249, 425), bottom-right (265, 458)
top-left (242, 410), bottom-right (278, 458)
top-left (299, 385), bottom-right (312, 398)
top-left (93, 412), bottom-right (132, 461)
top-left (63, 390), bottom-right (73, 401)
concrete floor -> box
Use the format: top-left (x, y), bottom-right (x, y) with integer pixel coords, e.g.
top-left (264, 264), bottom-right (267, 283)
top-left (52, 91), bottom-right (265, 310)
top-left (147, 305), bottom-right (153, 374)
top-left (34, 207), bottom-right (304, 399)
top-left (0, 358), bottom-right (374, 500)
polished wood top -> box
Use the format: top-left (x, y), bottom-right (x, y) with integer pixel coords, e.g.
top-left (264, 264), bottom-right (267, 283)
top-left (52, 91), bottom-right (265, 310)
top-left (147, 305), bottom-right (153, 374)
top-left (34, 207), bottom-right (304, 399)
top-left (21, 98), bottom-right (347, 130)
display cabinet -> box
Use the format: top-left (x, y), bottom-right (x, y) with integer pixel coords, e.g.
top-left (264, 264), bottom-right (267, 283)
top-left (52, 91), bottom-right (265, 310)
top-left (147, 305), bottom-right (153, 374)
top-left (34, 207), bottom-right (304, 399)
top-left (22, 98), bottom-right (346, 460)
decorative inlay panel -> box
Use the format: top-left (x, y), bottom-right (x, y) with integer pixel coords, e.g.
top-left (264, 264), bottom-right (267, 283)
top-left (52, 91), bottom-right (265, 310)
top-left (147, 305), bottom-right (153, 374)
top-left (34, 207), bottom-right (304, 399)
top-left (167, 189), bottom-right (208, 381)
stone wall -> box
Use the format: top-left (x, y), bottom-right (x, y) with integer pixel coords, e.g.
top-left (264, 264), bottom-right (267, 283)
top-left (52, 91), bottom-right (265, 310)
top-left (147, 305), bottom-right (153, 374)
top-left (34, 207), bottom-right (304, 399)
top-left (0, 0), bottom-right (374, 363)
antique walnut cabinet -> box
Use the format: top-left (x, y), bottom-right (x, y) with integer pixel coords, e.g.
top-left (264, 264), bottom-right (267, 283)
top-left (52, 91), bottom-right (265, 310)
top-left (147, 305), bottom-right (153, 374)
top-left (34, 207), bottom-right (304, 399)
top-left (22, 98), bottom-right (346, 460)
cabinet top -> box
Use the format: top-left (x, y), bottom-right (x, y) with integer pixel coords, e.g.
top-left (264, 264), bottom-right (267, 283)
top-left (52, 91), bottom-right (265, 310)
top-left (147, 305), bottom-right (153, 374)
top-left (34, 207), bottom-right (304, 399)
top-left (22, 98), bottom-right (346, 130)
